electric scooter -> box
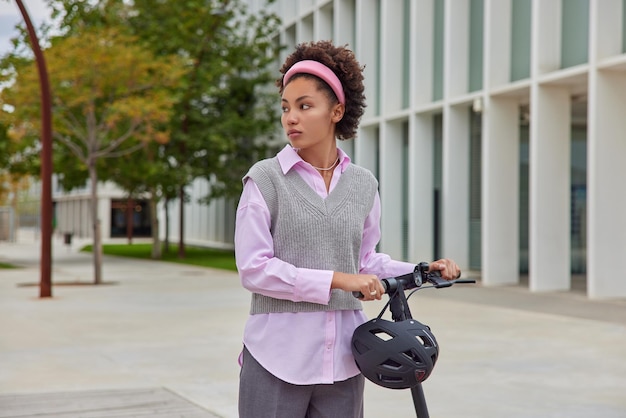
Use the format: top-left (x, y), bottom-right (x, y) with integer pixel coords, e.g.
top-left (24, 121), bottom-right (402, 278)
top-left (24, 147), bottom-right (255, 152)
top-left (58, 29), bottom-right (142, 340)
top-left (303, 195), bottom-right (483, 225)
top-left (354, 262), bottom-right (475, 418)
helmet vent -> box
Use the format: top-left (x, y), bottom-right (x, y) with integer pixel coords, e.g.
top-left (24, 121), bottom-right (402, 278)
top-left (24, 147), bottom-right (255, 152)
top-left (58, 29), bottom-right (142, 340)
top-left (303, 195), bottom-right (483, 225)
top-left (415, 335), bottom-right (427, 346)
top-left (377, 373), bottom-right (403, 384)
top-left (415, 333), bottom-right (435, 348)
top-left (371, 329), bottom-right (394, 341)
top-left (381, 358), bottom-right (402, 370)
top-left (402, 349), bottom-right (423, 365)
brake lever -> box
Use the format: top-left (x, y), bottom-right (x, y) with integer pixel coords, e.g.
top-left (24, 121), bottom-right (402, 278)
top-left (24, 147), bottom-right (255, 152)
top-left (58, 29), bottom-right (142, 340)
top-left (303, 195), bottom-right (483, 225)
top-left (425, 271), bottom-right (476, 288)
top-left (424, 270), bottom-right (453, 288)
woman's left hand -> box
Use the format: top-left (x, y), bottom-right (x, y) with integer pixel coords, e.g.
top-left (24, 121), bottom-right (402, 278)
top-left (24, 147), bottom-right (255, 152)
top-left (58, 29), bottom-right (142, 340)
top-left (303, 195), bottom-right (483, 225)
top-left (428, 259), bottom-right (461, 281)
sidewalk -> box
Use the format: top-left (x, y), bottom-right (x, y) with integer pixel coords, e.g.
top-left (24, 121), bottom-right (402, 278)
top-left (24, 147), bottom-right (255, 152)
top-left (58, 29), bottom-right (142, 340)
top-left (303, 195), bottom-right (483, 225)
top-left (1, 231), bottom-right (625, 417)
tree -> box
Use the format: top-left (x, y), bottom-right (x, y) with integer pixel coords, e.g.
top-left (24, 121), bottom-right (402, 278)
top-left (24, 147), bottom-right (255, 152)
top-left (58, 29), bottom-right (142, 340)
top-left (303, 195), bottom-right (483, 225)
top-left (0, 26), bottom-right (185, 283)
top-left (126, 0), bottom-right (282, 257)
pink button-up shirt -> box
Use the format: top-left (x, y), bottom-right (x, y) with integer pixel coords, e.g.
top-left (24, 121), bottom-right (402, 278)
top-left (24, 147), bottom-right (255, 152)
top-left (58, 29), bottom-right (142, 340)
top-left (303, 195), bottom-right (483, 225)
top-left (235, 145), bottom-right (415, 385)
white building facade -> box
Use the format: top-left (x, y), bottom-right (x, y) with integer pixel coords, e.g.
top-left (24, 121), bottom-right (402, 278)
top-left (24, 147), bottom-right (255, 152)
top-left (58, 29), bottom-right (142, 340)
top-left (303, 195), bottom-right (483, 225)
top-left (53, 177), bottom-right (235, 248)
top-left (232, 0), bottom-right (626, 299)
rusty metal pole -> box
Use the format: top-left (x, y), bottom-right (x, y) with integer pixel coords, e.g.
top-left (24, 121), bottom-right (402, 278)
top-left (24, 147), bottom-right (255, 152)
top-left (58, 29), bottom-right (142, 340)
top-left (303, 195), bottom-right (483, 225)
top-left (15, 0), bottom-right (53, 298)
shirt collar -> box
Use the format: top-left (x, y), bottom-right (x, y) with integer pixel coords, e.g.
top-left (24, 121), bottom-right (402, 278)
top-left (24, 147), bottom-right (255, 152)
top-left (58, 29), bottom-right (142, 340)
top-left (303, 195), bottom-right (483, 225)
top-left (277, 144), bottom-right (352, 175)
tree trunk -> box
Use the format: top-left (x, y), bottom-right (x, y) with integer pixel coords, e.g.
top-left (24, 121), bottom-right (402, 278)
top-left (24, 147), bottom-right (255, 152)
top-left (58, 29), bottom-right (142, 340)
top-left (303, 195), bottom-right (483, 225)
top-left (10, 180), bottom-right (20, 237)
top-left (126, 197), bottom-right (134, 244)
top-left (164, 197), bottom-right (170, 253)
top-left (149, 188), bottom-right (161, 259)
top-left (178, 185), bottom-right (185, 258)
top-left (89, 158), bottom-right (103, 285)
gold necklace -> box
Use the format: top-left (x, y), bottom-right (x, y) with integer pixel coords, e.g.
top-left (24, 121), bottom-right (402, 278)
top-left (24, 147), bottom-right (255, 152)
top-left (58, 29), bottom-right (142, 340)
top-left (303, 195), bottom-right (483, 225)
top-left (310, 157), bottom-right (339, 171)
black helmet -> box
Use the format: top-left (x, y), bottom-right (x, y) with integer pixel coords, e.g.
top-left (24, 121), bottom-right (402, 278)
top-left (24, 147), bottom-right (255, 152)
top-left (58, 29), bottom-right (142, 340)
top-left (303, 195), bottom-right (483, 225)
top-left (351, 318), bottom-right (439, 389)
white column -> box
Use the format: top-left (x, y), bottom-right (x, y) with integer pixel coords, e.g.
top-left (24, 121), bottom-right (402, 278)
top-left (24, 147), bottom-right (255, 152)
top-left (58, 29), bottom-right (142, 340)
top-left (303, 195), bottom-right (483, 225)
top-left (444, 0), bottom-right (469, 97)
top-left (481, 97), bottom-right (520, 285)
top-left (587, 70), bottom-right (626, 298)
top-left (528, 0), bottom-right (570, 292)
top-left (408, 1), bottom-right (435, 262)
top-left (379, 122), bottom-right (404, 259)
top-left (335, 0), bottom-right (356, 47)
top-left (483, 0), bottom-right (512, 88)
top-left (481, 0), bottom-right (518, 285)
top-left (412, 0), bottom-right (434, 107)
top-left (440, 0), bottom-right (470, 268)
top-left (355, 0), bottom-right (379, 120)
top-left (529, 84), bottom-right (571, 291)
top-left (408, 114), bottom-right (435, 261)
top-left (441, 105), bottom-right (470, 268)
top-left (532, 0), bottom-right (561, 75)
top-left (407, 0), bottom-right (435, 263)
top-left (380, 0), bottom-right (404, 113)
top-left (589, 0), bottom-right (622, 60)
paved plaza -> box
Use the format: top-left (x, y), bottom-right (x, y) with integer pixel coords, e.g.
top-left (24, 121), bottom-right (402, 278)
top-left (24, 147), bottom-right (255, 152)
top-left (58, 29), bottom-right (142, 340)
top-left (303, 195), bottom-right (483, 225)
top-left (1, 230), bottom-right (625, 417)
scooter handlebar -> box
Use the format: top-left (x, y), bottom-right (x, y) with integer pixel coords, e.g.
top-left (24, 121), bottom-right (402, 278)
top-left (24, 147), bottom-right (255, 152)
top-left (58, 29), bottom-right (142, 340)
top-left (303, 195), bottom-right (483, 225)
top-left (352, 264), bottom-right (473, 299)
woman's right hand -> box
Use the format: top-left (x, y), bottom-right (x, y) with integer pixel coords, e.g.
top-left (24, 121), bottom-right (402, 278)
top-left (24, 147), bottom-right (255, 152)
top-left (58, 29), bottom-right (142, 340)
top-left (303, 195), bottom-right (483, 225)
top-left (331, 272), bottom-right (384, 301)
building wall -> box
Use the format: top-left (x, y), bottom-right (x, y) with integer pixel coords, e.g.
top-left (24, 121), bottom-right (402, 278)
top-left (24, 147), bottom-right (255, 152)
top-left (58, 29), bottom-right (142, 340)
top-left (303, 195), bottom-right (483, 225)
top-left (239, 0), bottom-right (626, 299)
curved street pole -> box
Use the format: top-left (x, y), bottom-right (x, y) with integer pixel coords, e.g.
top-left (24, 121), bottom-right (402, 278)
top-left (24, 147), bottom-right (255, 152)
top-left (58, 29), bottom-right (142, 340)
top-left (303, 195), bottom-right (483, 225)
top-left (15, 0), bottom-right (53, 298)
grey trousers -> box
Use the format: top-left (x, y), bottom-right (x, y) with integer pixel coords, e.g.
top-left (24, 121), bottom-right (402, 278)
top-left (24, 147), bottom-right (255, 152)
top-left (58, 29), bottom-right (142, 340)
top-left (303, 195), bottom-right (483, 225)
top-left (238, 346), bottom-right (364, 418)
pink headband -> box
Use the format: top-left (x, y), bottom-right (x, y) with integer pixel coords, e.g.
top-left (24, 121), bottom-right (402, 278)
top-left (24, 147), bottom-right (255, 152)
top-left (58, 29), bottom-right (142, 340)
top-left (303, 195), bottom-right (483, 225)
top-left (283, 60), bottom-right (345, 105)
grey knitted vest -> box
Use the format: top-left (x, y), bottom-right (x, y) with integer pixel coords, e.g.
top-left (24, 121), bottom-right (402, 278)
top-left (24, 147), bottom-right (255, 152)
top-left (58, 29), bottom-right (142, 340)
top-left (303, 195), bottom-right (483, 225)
top-left (245, 156), bottom-right (378, 314)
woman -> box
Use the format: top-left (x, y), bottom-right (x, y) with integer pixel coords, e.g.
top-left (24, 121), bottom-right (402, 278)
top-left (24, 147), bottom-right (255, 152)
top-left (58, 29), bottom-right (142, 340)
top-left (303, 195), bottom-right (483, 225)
top-left (235, 40), bottom-right (460, 418)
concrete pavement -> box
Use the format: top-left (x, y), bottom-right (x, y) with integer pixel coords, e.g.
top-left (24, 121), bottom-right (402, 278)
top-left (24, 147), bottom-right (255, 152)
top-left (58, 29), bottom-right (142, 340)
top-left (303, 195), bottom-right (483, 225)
top-left (1, 230), bottom-right (625, 417)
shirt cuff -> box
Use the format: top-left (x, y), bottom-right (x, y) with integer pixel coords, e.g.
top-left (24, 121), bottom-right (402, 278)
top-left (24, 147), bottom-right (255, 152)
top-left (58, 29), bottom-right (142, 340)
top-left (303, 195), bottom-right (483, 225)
top-left (294, 268), bottom-right (334, 304)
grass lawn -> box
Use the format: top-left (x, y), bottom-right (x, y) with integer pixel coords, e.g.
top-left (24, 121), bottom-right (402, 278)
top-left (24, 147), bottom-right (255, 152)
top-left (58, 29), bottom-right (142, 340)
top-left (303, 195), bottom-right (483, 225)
top-left (0, 262), bottom-right (17, 269)
top-left (81, 243), bottom-right (237, 272)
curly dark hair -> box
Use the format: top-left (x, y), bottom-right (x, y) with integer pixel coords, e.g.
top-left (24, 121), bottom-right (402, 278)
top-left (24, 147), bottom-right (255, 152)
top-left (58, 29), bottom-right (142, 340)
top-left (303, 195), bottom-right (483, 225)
top-left (276, 40), bottom-right (366, 140)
